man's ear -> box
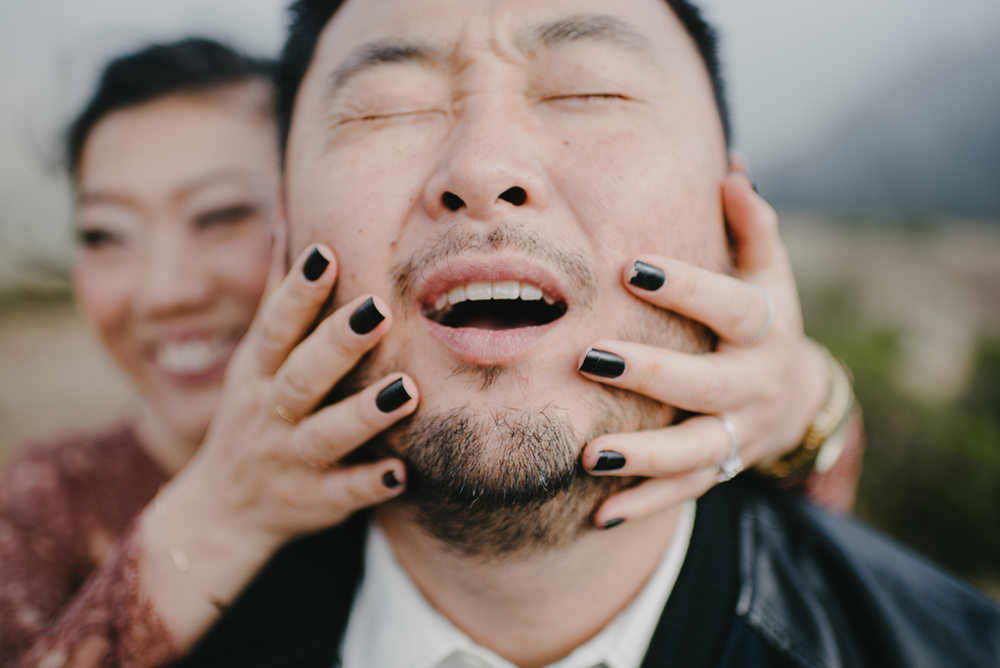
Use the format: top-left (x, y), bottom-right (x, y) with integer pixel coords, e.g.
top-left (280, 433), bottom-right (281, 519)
top-left (262, 184), bottom-right (291, 301)
top-left (728, 149), bottom-right (750, 175)
top-left (274, 183), bottom-right (291, 272)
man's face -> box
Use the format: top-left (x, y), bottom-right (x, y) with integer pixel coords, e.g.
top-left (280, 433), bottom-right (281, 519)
top-left (285, 0), bottom-right (729, 550)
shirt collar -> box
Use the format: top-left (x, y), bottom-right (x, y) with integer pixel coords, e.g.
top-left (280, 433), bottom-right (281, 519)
top-left (340, 501), bottom-right (695, 668)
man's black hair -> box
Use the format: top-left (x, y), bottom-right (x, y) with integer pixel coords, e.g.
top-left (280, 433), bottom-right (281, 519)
top-left (275, 0), bottom-right (732, 155)
top-left (66, 38), bottom-right (274, 179)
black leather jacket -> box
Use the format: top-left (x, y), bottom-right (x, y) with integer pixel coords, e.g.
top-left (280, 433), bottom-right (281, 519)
top-left (174, 478), bottom-right (1000, 668)
top-left (726, 480), bottom-right (1000, 667)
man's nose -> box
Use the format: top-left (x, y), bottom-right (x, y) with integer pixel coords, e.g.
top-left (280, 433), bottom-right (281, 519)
top-left (423, 104), bottom-right (551, 222)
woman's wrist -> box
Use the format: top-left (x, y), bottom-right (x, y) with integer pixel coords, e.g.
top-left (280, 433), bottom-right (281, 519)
top-left (136, 476), bottom-right (281, 646)
top-left (758, 340), bottom-right (853, 479)
top-left (163, 472), bottom-right (282, 589)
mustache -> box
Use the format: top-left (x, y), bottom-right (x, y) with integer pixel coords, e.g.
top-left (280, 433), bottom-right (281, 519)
top-left (390, 221), bottom-right (598, 310)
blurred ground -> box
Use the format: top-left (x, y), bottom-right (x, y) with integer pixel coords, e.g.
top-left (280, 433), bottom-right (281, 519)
top-left (0, 295), bottom-right (132, 464)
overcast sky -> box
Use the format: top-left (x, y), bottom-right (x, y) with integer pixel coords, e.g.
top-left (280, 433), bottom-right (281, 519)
top-left (2, 0), bottom-right (999, 286)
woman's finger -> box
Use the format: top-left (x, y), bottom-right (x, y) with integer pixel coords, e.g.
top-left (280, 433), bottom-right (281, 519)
top-left (270, 294), bottom-right (391, 419)
top-left (722, 171), bottom-right (788, 277)
top-left (592, 469), bottom-right (717, 528)
top-left (317, 459), bottom-right (407, 519)
top-left (578, 341), bottom-right (746, 414)
top-left (293, 374), bottom-right (418, 467)
top-left (623, 255), bottom-right (775, 345)
top-left (580, 415), bottom-right (733, 478)
top-left (252, 244), bottom-right (338, 377)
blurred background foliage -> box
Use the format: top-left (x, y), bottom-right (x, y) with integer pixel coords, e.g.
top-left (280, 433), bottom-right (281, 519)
top-left (804, 279), bottom-right (1000, 592)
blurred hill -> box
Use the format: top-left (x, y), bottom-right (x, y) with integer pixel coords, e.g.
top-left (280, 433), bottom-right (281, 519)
top-left (760, 38), bottom-right (1000, 219)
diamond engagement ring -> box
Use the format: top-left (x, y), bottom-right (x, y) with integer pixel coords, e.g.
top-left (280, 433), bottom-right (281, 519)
top-left (715, 415), bottom-right (744, 482)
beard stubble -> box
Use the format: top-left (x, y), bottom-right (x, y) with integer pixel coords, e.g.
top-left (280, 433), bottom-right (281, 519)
top-left (331, 223), bottom-right (715, 558)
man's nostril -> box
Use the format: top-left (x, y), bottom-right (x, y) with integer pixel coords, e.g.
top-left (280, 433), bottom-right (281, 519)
top-left (442, 192), bottom-right (465, 211)
top-left (498, 187), bottom-right (527, 206)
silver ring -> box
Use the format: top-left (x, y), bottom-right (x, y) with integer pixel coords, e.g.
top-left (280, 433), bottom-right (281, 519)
top-left (715, 415), bottom-right (743, 482)
top-left (734, 285), bottom-right (775, 346)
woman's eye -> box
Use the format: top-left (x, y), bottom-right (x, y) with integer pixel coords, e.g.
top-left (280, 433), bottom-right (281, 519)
top-left (77, 228), bottom-right (120, 249)
top-left (195, 204), bottom-right (256, 229)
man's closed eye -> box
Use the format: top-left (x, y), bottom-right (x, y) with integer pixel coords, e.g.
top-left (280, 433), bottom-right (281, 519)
top-left (338, 109), bottom-right (446, 124)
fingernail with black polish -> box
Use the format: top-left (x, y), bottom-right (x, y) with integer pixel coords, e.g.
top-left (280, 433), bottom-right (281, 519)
top-left (302, 246), bottom-right (330, 282)
top-left (604, 518), bottom-right (625, 530)
top-left (383, 470), bottom-right (402, 489)
top-left (629, 261), bottom-right (666, 292)
top-left (349, 297), bottom-right (385, 335)
top-left (579, 349), bottom-right (626, 379)
top-left (590, 450), bottom-right (626, 472)
top-left (376, 378), bottom-right (411, 413)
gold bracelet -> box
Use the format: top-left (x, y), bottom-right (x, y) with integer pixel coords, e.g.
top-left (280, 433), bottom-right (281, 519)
top-left (756, 340), bottom-right (855, 480)
top-left (154, 494), bottom-right (230, 611)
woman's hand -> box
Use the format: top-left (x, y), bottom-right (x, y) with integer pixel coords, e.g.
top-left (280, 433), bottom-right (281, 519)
top-left (579, 171), bottom-right (829, 528)
top-left (138, 241), bottom-right (416, 644)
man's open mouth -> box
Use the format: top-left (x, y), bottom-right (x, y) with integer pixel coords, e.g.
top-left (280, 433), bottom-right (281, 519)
top-left (423, 281), bottom-right (567, 330)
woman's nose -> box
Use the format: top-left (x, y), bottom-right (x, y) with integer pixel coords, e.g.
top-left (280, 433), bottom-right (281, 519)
top-left (133, 230), bottom-right (213, 318)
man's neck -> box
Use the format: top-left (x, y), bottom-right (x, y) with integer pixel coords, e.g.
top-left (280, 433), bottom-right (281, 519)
top-left (375, 503), bottom-right (682, 668)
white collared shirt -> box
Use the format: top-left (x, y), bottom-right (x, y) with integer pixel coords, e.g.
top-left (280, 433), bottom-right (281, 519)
top-left (339, 501), bottom-right (695, 668)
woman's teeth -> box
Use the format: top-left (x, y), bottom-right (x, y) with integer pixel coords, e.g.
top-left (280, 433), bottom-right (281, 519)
top-left (432, 281), bottom-right (555, 312)
top-left (155, 338), bottom-right (230, 375)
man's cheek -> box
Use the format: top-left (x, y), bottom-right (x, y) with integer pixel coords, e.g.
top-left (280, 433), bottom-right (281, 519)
top-left (320, 153), bottom-right (427, 220)
top-left (325, 122), bottom-right (445, 202)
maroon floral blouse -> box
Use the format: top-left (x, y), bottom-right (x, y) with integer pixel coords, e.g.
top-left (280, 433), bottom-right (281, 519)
top-left (0, 426), bottom-right (178, 667)
top-left (0, 418), bottom-right (864, 667)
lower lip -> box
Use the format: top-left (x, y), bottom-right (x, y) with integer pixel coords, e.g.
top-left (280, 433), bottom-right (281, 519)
top-left (423, 318), bottom-right (559, 365)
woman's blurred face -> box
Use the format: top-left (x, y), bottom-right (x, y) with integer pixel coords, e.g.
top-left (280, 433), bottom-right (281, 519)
top-left (73, 83), bottom-right (278, 442)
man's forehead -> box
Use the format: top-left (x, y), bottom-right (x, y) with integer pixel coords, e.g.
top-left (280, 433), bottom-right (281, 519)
top-left (325, 13), bottom-right (656, 99)
top-left (315, 0), bottom-right (680, 72)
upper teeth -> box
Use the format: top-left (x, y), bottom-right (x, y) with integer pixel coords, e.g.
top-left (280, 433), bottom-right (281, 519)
top-left (156, 338), bottom-right (229, 375)
top-left (432, 281), bottom-right (555, 312)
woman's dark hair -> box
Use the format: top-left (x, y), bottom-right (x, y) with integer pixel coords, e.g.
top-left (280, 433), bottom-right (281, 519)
top-left (275, 0), bottom-right (731, 156)
top-left (66, 38), bottom-right (274, 179)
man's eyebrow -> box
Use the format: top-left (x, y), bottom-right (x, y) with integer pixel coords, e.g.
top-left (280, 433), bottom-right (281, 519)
top-left (327, 39), bottom-right (439, 99)
top-left (522, 14), bottom-right (652, 53)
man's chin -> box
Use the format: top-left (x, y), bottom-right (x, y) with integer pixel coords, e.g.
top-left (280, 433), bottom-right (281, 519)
top-left (364, 403), bottom-right (648, 559)
top-left (389, 469), bottom-right (635, 559)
